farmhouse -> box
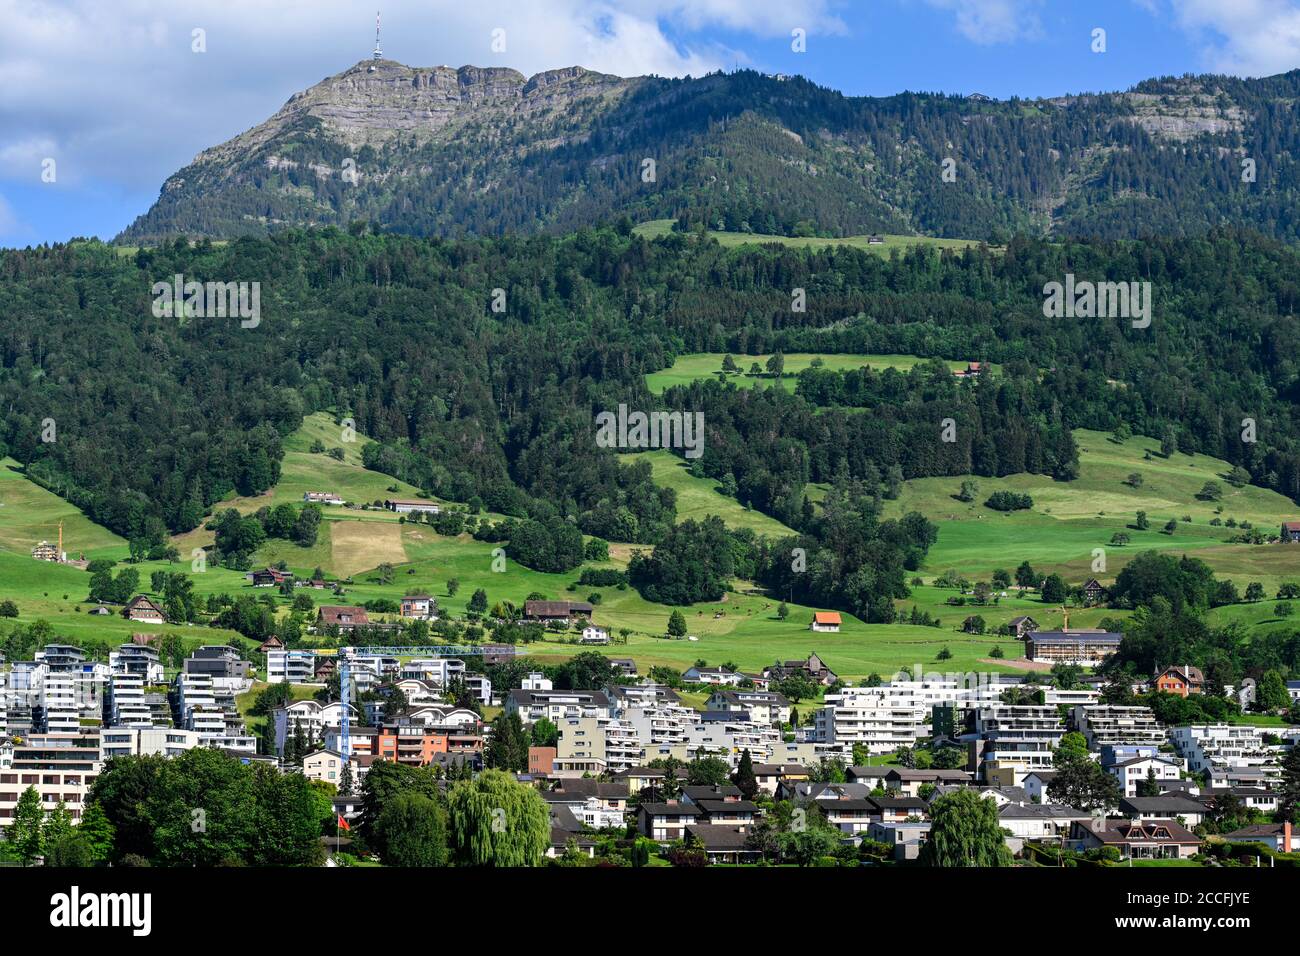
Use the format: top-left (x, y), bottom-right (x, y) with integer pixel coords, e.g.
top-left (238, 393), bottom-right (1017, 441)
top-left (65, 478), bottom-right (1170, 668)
top-left (1007, 616), bottom-right (1037, 638)
top-left (250, 567), bottom-right (293, 588)
top-left (317, 606), bottom-right (370, 630)
top-left (766, 652), bottom-right (838, 686)
top-left (810, 611), bottom-right (841, 633)
top-left (123, 595), bottom-right (166, 624)
top-left (1025, 630), bottom-right (1122, 663)
top-left (1080, 578), bottom-right (1108, 606)
top-left (866, 234), bottom-right (886, 245)
top-left (1153, 665), bottom-right (1204, 698)
top-left (302, 491), bottom-right (344, 505)
top-left (1281, 521), bottom-right (1300, 542)
top-left (524, 600), bottom-right (593, 624)
top-left (384, 498), bottom-right (441, 515)
top-left (580, 626), bottom-right (610, 645)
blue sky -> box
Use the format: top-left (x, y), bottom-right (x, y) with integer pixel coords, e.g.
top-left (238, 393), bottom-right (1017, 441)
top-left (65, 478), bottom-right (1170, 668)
top-left (2, 0), bottom-right (1299, 246)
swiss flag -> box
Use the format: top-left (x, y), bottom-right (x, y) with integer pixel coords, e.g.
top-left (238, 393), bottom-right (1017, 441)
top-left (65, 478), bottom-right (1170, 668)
top-left (337, 815), bottom-right (351, 831)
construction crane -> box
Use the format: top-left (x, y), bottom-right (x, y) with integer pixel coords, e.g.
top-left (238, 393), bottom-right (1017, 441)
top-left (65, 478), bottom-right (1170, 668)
top-left (336, 644), bottom-right (518, 760)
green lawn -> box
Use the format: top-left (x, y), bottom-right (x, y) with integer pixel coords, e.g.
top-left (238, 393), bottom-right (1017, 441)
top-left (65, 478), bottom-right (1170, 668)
top-left (887, 429), bottom-right (1300, 593)
top-left (633, 219), bottom-right (990, 256)
top-left (638, 450), bottom-right (795, 537)
top-left (646, 352), bottom-right (994, 396)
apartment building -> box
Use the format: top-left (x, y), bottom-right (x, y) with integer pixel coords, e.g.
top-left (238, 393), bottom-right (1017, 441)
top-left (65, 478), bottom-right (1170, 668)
top-left (704, 690), bottom-right (791, 726)
top-left (108, 673), bottom-right (153, 728)
top-left (814, 686), bottom-right (927, 754)
top-left (1169, 724), bottom-right (1283, 782)
top-left (109, 644), bottom-right (164, 683)
top-left (505, 688), bottom-right (612, 724)
top-left (273, 699), bottom-right (354, 754)
top-left (969, 705), bottom-right (1066, 785)
top-left (1072, 705), bottom-right (1167, 748)
top-left (101, 727), bottom-right (204, 758)
top-left (266, 649), bottom-right (317, 684)
top-left (398, 658), bottom-right (465, 686)
top-left (555, 716), bottom-right (643, 775)
top-left (184, 645), bottom-right (251, 680)
top-left (0, 731), bottom-right (103, 828)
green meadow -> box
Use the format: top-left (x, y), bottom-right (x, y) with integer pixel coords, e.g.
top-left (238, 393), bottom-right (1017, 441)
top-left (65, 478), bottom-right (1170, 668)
top-left (633, 219), bottom-right (990, 256)
top-left (646, 352), bottom-right (993, 396)
top-left (1, 405), bottom-right (1296, 683)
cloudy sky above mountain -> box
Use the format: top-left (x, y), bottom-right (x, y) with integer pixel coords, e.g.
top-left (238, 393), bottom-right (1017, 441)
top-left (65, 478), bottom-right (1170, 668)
top-left (2, 0), bottom-right (1299, 244)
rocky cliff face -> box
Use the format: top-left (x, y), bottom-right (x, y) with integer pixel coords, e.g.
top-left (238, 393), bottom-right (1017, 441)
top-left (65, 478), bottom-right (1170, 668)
top-left (188, 61), bottom-right (632, 164)
top-left (120, 62), bottom-right (1300, 245)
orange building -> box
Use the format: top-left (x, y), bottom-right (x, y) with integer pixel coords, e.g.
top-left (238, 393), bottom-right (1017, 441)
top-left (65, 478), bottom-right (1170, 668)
top-left (1153, 665), bottom-right (1204, 698)
top-left (373, 727), bottom-right (485, 766)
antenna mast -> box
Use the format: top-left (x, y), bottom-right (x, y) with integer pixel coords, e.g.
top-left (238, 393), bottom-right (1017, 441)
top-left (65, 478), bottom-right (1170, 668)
top-left (373, 10), bottom-right (383, 60)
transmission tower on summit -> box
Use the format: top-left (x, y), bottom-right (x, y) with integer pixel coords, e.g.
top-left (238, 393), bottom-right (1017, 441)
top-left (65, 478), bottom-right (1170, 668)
top-left (369, 11), bottom-right (383, 70)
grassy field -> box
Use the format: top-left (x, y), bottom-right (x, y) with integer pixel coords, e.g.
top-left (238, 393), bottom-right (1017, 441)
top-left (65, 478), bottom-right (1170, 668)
top-left (0, 459), bottom-right (126, 560)
top-left (646, 352), bottom-right (993, 396)
top-left (887, 429), bottom-right (1300, 593)
top-left (1, 406), bottom-right (1296, 684)
top-left (638, 450), bottom-right (795, 537)
top-left (633, 219), bottom-right (990, 256)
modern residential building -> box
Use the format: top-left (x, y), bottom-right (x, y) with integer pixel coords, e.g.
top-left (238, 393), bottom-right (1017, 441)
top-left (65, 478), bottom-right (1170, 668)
top-left (266, 649), bottom-right (317, 684)
top-left (1025, 630), bottom-right (1122, 663)
top-left (814, 686), bottom-right (927, 754)
top-left (968, 705), bottom-right (1066, 785)
top-left (0, 731), bottom-right (103, 828)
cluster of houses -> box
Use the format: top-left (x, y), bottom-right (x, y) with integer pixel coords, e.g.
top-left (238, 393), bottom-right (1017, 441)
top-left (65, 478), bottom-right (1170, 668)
top-left (4, 638), bottom-right (1298, 865)
top-left (0, 640), bottom-right (263, 830)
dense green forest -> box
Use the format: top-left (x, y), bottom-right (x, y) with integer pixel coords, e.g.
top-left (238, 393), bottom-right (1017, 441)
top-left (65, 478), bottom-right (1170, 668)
top-left (3, 225), bottom-right (1300, 616)
top-left (121, 66), bottom-right (1300, 245)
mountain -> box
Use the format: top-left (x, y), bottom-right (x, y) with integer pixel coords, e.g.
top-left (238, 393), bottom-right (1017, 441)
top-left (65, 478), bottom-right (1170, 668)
top-left (119, 62), bottom-right (1300, 244)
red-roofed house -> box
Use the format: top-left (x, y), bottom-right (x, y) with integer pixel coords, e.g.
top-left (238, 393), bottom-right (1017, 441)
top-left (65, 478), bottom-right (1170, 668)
top-left (811, 611), bottom-right (841, 633)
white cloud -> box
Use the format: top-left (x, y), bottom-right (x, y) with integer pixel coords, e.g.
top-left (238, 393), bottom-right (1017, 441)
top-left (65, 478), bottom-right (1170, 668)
top-left (1144, 0), bottom-right (1300, 76)
top-left (0, 0), bottom-right (849, 199)
top-left (920, 0), bottom-right (1043, 45)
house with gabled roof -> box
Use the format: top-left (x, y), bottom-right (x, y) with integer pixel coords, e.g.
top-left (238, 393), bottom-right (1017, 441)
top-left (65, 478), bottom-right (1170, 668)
top-left (1069, 818), bottom-right (1202, 860)
top-left (123, 594), bottom-right (166, 624)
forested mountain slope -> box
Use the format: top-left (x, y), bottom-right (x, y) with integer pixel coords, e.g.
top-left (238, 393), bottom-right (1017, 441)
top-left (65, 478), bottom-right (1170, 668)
top-left (119, 62), bottom-right (1300, 244)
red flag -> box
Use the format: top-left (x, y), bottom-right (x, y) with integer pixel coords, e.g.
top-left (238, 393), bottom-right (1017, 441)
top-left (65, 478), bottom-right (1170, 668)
top-left (337, 814), bottom-right (351, 831)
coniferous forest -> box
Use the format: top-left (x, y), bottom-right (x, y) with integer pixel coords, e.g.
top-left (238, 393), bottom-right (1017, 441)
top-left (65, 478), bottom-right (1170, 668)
top-left (3, 225), bottom-right (1300, 616)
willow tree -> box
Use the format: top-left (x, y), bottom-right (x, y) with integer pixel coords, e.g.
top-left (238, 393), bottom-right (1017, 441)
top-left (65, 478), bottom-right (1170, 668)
top-left (446, 770), bottom-right (549, 867)
top-left (919, 789), bottom-right (1013, 867)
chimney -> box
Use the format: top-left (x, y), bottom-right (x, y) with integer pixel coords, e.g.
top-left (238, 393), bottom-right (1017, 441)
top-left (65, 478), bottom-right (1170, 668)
top-left (1285, 819), bottom-right (1293, 853)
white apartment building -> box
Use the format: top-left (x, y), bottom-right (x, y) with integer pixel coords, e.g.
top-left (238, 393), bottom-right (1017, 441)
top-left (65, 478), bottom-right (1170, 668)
top-left (1072, 705), bottom-right (1167, 749)
top-left (101, 727), bottom-right (204, 758)
top-left (109, 673), bottom-right (153, 728)
top-left (814, 686), bottom-right (927, 754)
top-left (970, 705), bottom-right (1066, 786)
top-left (274, 699), bottom-right (353, 754)
top-left (399, 658), bottom-right (465, 686)
top-left (1108, 754), bottom-right (1184, 797)
top-left (520, 672), bottom-right (553, 691)
top-left (266, 649), bottom-right (317, 684)
top-left (623, 703), bottom-right (695, 748)
top-left (506, 689), bottom-right (611, 724)
top-left (1169, 724), bottom-right (1283, 781)
top-left (109, 645), bottom-right (164, 683)
top-left (40, 672), bottom-right (90, 733)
